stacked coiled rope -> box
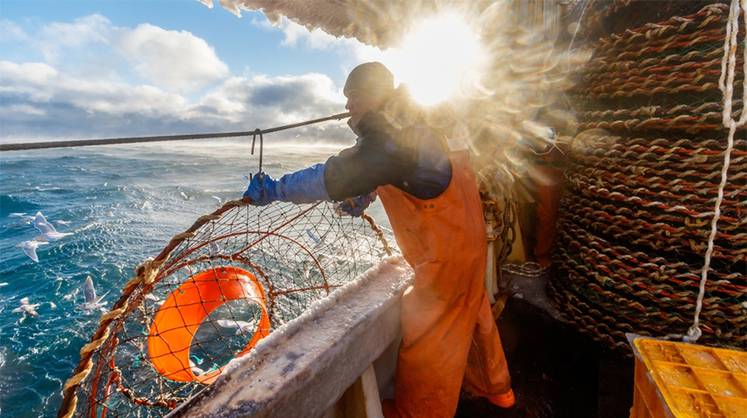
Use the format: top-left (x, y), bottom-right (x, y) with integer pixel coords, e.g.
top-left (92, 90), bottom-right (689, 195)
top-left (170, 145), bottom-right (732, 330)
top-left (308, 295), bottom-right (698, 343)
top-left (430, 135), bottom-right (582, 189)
top-left (550, 2), bottom-right (746, 354)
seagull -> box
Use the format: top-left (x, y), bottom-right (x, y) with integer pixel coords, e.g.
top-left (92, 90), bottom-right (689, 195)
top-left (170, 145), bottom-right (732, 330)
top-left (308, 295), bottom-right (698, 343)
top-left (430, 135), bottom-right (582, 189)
top-left (144, 293), bottom-right (164, 306)
top-left (216, 319), bottom-right (258, 335)
top-left (17, 240), bottom-right (48, 262)
top-left (179, 191), bottom-right (190, 201)
top-left (80, 276), bottom-right (108, 311)
top-left (208, 241), bottom-right (221, 255)
top-left (33, 212), bottom-right (73, 242)
top-left (190, 360), bottom-right (205, 375)
top-left (12, 297), bottom-right (40, 318)
top-left (211, 196), bottom-right (223, 206)
top-left (306, 229), bottom-right (322, 245)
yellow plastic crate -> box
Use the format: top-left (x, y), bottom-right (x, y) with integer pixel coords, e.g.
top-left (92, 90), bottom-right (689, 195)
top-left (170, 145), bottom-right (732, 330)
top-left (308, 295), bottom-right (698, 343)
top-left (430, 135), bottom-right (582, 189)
top-left (631, 337), bottom-right (747, 418)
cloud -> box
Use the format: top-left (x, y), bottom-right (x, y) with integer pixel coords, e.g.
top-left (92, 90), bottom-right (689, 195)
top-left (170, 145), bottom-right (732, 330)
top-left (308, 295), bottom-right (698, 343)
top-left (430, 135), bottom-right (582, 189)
top-left (0, 20), bottom-right (29, 43)
top-left (118, 23), bottom-right (229, 92)
top-left (249, 14), bottom-right (386, 83)
top-left (194, 73), bottom-right (349, 139)
top-left (0, 60), bottom-right (184, 115)
top-left (6, 14), bottom-right (229, 93)
top-left (253, 15), bottom-right (360, 51)
top-left (0, 60), bottom-right (348, 142)
top-left (34, 15), bottom-right (112, 64)
top-left (0, 15), bottom-right (351, 143)
top-left (42, 14), bottom-right (112, 48)
top-left (200, 73), bottom-right (343, 113)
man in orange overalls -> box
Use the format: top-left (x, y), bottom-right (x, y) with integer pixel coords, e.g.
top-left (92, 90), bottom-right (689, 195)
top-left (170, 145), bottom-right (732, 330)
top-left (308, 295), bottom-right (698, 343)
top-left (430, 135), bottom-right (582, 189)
top-left (244, 62), bottom-right (514, 417)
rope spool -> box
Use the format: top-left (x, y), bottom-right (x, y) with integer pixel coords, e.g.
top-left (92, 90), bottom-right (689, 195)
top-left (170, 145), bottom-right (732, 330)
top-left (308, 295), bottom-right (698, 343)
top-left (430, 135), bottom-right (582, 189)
top-left (551, 1), bottom-right (747, 354)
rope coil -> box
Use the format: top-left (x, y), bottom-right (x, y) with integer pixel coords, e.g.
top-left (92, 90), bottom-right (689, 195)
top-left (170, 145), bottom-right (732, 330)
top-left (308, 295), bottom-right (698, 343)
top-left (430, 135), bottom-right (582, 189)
top-left (551, 2), bottom-right (747, 353)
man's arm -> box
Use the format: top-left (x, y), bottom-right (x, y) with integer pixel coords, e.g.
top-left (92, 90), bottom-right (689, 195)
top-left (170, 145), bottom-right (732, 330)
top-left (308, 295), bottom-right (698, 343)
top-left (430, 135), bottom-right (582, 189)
top-left (244, 113), bottom-right (449, 205)
top-left (324, 133), bottom-right (411, 201)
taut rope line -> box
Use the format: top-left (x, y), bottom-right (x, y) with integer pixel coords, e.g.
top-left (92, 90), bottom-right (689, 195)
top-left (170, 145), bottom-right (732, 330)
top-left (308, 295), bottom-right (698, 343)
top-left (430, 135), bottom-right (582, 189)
top-left (1, 112), bottom-right (350, 152)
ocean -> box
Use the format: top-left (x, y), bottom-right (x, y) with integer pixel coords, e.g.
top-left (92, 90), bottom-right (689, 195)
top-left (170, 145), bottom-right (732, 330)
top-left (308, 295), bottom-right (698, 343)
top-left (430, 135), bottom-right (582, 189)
top-left (0, 139), bottom-right (389, 417)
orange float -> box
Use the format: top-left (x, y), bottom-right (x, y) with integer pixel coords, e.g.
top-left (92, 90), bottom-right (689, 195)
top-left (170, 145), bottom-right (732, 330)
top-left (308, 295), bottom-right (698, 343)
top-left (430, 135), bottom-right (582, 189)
top-left (147, 266), bottom-right (270, 384)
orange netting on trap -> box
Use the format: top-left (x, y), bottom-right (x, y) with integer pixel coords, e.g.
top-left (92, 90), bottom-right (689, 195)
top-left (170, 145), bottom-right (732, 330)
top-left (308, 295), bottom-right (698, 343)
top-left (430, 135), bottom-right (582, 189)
top-left (58, 199), bottom-right (393, 418)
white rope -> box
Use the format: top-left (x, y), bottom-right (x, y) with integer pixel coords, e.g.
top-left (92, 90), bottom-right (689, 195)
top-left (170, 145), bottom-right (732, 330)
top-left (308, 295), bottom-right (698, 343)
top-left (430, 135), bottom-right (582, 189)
top-left (684, 0), bottom-right (746, 343)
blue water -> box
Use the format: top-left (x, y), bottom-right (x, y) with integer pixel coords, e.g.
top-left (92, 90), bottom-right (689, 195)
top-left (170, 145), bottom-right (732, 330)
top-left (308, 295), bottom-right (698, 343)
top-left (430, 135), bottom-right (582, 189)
top-left (0, 139), bottom-right (385, 417)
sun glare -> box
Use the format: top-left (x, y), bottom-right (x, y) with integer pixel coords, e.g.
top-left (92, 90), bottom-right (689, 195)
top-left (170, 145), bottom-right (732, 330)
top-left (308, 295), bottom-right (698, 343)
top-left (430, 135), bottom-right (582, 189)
top-left (382, 12), bottom-right (487, 106)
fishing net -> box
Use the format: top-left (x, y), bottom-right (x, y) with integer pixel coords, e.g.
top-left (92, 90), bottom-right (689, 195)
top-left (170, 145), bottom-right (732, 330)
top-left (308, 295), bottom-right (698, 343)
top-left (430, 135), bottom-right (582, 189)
top-left (550, 1), bottom-right (746, 354)
top-left (58, 200), bottom-right (393, 417)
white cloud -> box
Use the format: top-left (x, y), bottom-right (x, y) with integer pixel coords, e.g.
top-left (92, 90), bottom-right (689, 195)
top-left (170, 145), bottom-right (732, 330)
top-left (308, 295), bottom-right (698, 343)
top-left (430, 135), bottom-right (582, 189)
top-left (35, 15), bottom-right (112, 64)
top-left (253, 15), bottom-right (361, 51)
top-left (199, 72), bottom-right (343, 118)
top-left (0, 61), bottom-right (59, 100)
top-left (0, 61), bottom-right (58, 85)
top-left (0, 60), bottom-right (185, 116)
top-left (118, 23), bottom-right (229, 92)
top-left (0, 59), bottom-right (348, 141)
top-left (0, 15), bottom-right (351, 142)
top-left (0, 104), bottom-right (46, 116)
top-left (42, 14), bottom-right (112, 47)
top-left (0, 20), bottom-right (29, 43)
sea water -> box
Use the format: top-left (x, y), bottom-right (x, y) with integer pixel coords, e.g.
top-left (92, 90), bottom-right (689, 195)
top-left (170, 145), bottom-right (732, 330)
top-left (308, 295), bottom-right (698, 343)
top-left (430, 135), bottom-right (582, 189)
top-left (0, 139), bottom-right (388, 417)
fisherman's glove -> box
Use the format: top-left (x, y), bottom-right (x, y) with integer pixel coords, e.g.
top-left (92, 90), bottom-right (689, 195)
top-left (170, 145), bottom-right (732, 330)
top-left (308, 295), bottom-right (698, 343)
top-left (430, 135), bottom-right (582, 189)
top-left (244, 164), bottom-right (331, 206)
top-left (336, 192), bottom-right (376, 217)
top-left (244, 172), bottom-right (279, 205)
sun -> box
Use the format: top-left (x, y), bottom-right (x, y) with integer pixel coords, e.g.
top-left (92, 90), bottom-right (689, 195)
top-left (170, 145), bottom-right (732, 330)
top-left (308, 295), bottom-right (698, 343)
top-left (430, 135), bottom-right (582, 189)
top-left (380, 12), bottom-right (487, 106)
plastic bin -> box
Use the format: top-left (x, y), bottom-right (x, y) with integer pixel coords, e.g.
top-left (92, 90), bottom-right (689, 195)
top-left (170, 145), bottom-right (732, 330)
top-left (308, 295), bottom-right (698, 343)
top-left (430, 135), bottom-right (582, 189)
top-left (630, 337), bottom-right (747, 418)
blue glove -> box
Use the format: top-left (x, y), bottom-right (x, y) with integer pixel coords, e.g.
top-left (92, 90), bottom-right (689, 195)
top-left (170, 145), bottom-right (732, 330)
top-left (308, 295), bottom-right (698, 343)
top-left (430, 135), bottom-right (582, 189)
top-left (244, 164), bottom-right (330, 205)
top-left (243, 172), bottom-right (279, 205)
top-left (336, 193), bottom-right (376, 217)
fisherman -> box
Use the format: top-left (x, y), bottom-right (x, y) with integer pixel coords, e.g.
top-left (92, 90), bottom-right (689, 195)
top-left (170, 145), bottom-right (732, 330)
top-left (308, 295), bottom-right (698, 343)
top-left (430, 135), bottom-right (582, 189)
top-left (244, 62), bottom-right (514, 417)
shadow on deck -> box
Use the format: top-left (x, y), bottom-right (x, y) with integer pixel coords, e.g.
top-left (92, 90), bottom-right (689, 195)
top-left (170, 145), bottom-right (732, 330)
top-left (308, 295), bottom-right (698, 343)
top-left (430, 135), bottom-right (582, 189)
top-left (456, 274), bottom-right (634, 418)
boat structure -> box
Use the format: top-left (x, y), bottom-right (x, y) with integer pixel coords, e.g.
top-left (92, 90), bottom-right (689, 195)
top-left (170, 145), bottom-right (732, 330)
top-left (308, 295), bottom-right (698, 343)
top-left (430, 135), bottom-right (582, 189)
top-left (54, 1), bottom-right (745, 417)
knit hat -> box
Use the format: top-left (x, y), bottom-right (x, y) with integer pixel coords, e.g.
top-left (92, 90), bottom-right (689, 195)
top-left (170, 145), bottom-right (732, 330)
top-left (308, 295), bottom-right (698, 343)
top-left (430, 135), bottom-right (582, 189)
top-left (343, 62), bottom-right (395, 97)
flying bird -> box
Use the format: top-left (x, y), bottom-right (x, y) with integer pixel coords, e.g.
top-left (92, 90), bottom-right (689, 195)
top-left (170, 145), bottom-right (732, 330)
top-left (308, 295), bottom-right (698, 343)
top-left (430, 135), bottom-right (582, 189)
top-left (216, 318), bottom-right (258, 335)
top-left (17, 240), bottom-right (48, 262)
top-left (144, 293), bottom-right (164, 306)
top-left (80, 276), bottom-right (108, 311)
top-left (12, 297), bottom-right (40, 318)
top-left (33, 212), bottom-right (73, 242)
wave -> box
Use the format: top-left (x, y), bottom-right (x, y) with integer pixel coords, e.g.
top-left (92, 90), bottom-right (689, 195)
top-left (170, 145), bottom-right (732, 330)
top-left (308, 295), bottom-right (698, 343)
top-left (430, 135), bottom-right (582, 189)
top-left (0, 195), bottom-right (39, 217)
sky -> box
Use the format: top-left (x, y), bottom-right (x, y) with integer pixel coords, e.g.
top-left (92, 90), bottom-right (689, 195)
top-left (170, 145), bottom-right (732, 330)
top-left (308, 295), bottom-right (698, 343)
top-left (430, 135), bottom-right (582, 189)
top-left (0, 0), bottom-right (374, 142)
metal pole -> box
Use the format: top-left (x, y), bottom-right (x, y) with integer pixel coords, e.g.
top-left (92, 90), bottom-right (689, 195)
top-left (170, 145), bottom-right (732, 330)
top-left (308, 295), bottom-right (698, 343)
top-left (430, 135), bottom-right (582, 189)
top-left (0, 112), bottom-right (351, 152)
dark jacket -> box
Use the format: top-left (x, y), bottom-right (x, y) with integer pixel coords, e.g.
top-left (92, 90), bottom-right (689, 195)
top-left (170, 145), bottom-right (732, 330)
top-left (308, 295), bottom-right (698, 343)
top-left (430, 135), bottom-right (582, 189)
top-left (324, 110), bottom-right (452, 201)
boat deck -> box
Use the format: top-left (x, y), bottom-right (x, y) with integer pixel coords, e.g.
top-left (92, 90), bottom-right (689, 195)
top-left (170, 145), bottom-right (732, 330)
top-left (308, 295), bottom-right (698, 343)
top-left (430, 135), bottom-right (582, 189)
top-left (456, 273), bottom-right (634, 418)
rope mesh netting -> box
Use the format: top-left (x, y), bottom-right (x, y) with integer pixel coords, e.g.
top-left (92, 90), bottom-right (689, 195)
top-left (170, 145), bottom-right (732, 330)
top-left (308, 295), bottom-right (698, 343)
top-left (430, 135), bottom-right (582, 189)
top-left (58, 200), bottom-right (393, 417)
top-left (550, 1), bottom-right (746, 354)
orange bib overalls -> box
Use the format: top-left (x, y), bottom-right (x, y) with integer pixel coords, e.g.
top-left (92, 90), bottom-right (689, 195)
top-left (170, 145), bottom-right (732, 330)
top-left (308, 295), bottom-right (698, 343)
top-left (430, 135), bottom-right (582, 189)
top-left (377, 150), bottom-right (512, 418)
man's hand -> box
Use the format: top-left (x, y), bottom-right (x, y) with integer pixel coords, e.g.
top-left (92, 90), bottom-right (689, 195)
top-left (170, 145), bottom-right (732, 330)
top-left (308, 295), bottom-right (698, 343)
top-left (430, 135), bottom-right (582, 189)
top-left (243, 173), bottom-right (279, 205)
top-left (336, 193), bottom-right (376, 217)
